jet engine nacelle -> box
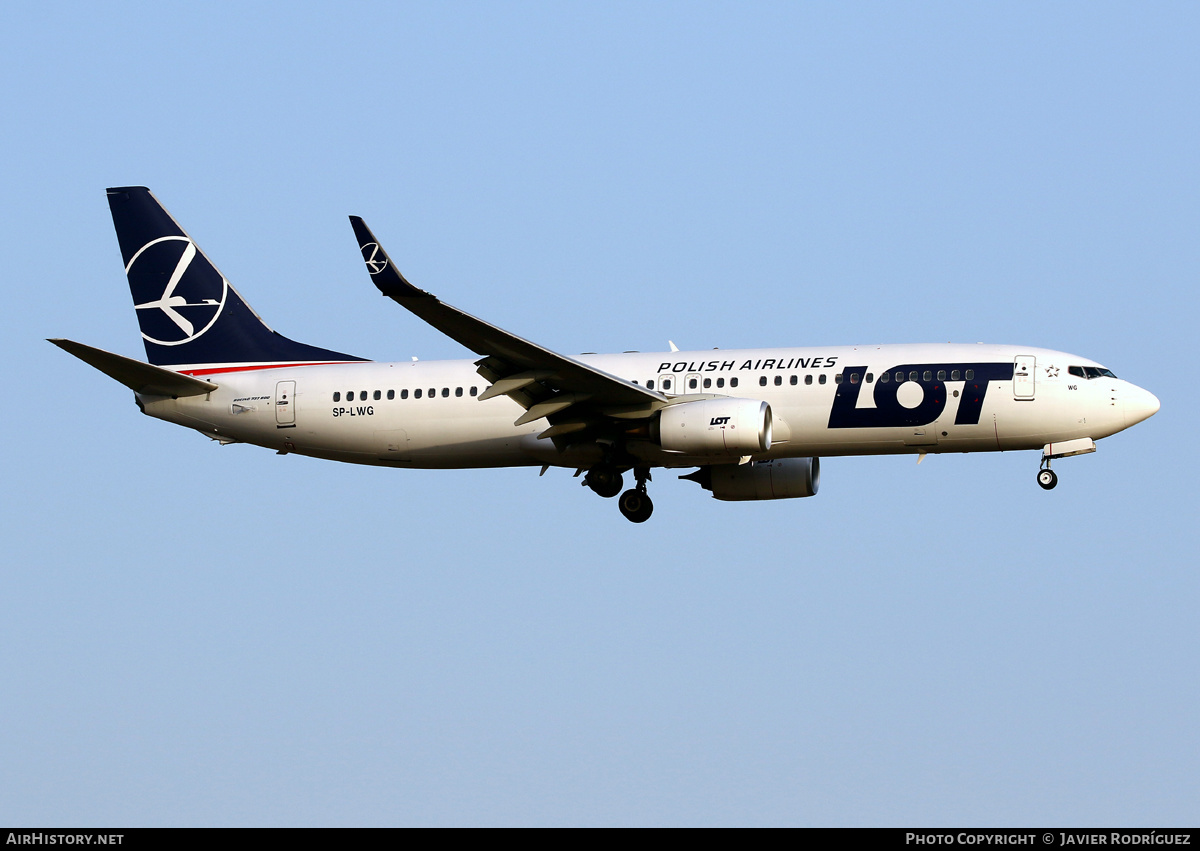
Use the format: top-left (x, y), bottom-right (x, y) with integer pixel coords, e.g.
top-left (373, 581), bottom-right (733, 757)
top-left (656, 398), bottom-right (772, 456)
top-left (683, 457), bottom-right (820, 501)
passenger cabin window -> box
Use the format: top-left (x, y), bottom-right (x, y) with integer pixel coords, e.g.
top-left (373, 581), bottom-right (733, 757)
top-left (951, 370), bottom-right (961, 381)
top-left (879, 373), bottom-right (890, 384)
top-left (965, 369), bottom-right (975, 380)
top-left (333, 392), bottom-right (341, 402)
top-left (374, 390), bottom-right (381, 400)
top-left (703, 378), bottom-right (712, 389)
top-left (849, 372), bottom-right (860, 384)
top-left (442, 388), bottom-right (449, 397)
top-left (805, 375), bottom-right (813, 385)
top-left (401, 389), bottom-right (409, 399)
top-left (470, 386), bottom-right (478, 396)
top-left (790, 375), bottom-right (798, 385)
top-left (414, 389), bottom-right (422, 399)
top-left (428, 388), bottom-right (435, 397)
top-left (866, 373), bottom-right (873, 383)
top-left (689, 378), bottom-right (698, 390)
top-left (647, 380), bottom-right (654, 390)
top-left (455, 387), bottom-right (463, 397)
top-left (716, 378), bottom-right (725, 388)
top-left (774, 375), bottom-right (782, 386)
top-left (730, 377), bottom-right (739, 388)
top-left (923, 371), bottom-right (932, 382)
top-left (387, 389), bottom-right (395, 400)
top-left (937, 370), bottom-right (946, 381)
top-left (818, 374), bottom-right (826, 385)
top-left (835, 373), bottom-right (843, 384)
top-left (760, 376), bottom-right (767, 387)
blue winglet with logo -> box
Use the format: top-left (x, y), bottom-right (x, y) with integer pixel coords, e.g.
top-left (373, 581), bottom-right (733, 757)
top-left (107, 186), bottom-right (365, 368)
top-left (348, 216), bottom-right (430, 300)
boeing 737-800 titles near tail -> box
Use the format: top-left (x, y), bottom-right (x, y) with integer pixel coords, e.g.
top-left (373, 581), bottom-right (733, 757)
top-left (52, 187), bottom-right (1160, 522)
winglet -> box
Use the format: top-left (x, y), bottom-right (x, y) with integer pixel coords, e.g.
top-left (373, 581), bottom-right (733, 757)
top-left (348, 217), bottom-right (430, 299)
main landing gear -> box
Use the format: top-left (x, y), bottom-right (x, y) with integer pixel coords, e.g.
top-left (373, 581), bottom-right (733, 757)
top-left (584, 466), bottom-right (624, 498)
top-left (618, 468), bottom-right (653, 523)
top-left (584, 464), bottom-right (654, 522)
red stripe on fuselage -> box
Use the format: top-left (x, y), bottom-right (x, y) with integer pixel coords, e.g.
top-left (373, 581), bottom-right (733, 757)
top-left (178, 361), bottom-right (364, 377)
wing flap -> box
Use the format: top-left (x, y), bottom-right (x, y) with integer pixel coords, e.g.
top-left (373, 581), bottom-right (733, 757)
top-left (477, 370), bottom-right (554, 402)
top-left (513, 394), bottom-right (591, 427)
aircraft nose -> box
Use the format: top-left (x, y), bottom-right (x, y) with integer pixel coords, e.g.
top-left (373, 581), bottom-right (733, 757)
top-left (1124, 385), bottom-right (1160, 428)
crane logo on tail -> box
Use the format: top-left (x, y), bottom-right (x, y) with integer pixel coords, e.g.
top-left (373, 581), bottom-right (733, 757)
top-left (127, 236), bottom-right (228, 346)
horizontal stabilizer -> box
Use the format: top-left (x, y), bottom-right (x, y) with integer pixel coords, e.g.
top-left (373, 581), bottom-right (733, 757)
top-left (48, 339), bottom-right (218, 397)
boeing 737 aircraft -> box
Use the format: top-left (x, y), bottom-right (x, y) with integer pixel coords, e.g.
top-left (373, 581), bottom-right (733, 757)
top-left (52, 187), bottom-right (1160, 522)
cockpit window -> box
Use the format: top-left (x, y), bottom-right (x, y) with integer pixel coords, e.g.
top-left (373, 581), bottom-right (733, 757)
top-left (1070, 365), bottom-right (1119, 380)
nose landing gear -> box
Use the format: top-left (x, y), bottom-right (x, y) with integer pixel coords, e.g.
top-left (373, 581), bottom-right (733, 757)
top-left (1036, 437), bottom-right (1095, 490)
top-left (618, 468), bottom-right (654, 523)
top-left (1037, 466), bottom-right (1058, 490)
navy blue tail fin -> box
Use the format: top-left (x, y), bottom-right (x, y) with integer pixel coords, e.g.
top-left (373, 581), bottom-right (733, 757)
top-left (106, 186), bottom-right (365, 369)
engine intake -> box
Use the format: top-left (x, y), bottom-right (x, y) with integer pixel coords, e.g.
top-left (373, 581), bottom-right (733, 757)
top-left (655, 398), bottom-right (772, 456)
top-left (682, 457), bottom-right (820, 501)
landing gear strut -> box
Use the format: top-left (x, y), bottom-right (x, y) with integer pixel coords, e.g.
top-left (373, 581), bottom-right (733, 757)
top-left (1037, 460), bottom-right (1058, 490)
top-left (618, 468), bottom-right (654, 523)
top-left (1036, 438), bottom-right (1095, 490)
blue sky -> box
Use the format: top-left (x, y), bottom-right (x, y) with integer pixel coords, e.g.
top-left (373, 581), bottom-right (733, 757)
top-left (1, 2), bottom-right (1196, 826)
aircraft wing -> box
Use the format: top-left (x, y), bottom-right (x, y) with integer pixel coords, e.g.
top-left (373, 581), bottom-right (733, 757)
top-left (49, 338), bottom-right (218, 397)
top-left (349, 217), bottom-right (666, 434)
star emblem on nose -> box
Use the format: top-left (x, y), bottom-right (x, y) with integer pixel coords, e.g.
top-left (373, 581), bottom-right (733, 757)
top-left (1046, 366), bottom-right (1060, 378)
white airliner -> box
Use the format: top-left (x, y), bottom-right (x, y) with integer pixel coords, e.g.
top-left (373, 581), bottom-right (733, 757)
top-left (52, 187), bottom-right (1160, 522)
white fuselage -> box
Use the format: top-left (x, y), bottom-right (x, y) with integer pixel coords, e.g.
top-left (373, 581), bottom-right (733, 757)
top-left (140, 343), bottom-right (1158, 471)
